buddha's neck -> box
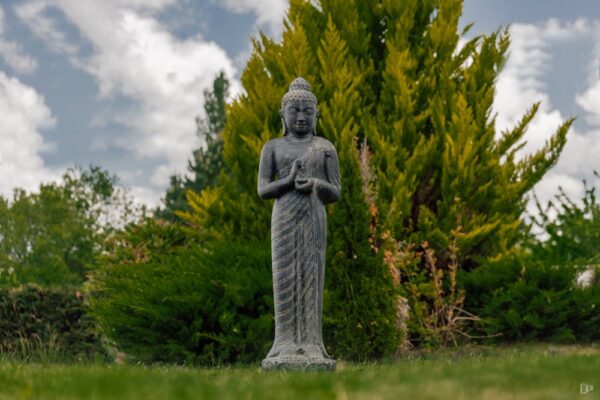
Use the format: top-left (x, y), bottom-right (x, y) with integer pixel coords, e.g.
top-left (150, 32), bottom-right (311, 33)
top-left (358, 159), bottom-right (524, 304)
top-left (286, 133), bottom-right (314, 143)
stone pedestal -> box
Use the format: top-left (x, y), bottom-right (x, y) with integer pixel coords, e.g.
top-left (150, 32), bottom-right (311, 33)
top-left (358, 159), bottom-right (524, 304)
top-left (261, 354), bottom-right (336, 371)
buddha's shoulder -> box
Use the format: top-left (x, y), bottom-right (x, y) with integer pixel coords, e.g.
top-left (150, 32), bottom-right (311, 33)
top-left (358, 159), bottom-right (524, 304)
top-left (261, 137), bottom-right (284, 151)
top-left (261, 136), bottom-right (337, 151)
top-left (314, 137), bottom-right (337, 152)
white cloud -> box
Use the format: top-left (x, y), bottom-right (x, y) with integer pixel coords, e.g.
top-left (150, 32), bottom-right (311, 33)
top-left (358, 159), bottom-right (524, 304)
top-left (577, 84), bottom-right (600, 125)
top-left (112, 166), bottom-right (163, 209)
top-left (129, 185), bottom-right (163, 209)
top-left (575, 22), bottom-right (600, 126)
top-left (495, 23), bottom-right (560, 154)
top-left (0, 70), bottom-right (58, 198)
top-left (495, 19), bottom-right (593, 138)
top-left (216, 0), bottom-right (287, 37)
top-left (494, 19), bottom-right (599, 213)
top-left (14, 0), bottom-right (79, 56)
top-left (15, 0), bottom-right (242, 206)
top-left (540, 18), bottom-right (591, 41)
top-left (0, 5), bottom-right (38, 74)
top-left (150, 164), bottom-right (175, 188)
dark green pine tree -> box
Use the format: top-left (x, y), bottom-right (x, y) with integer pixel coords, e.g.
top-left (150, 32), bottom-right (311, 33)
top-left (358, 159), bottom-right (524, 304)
top-left (181, 0), bottom-right (571, 357)
top-left (159, 72), bottom-right (229, 221)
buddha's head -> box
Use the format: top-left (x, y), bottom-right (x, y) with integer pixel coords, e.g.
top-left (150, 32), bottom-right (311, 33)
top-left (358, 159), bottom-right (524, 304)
top-left (280, 77), bottom-right (317, 137)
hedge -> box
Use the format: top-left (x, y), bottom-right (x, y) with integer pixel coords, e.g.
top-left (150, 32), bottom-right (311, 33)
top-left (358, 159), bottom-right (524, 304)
top-left (0, 284), bottom-right (106, 361)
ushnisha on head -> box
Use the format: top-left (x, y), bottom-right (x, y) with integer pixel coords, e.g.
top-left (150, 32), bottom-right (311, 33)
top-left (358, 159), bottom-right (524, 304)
top-left (280, 77), bottom-right (318, 137)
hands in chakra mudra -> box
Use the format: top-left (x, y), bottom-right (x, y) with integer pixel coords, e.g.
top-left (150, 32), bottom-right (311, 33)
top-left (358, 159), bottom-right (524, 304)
top-left (257, 77), bottom-right (341, 371)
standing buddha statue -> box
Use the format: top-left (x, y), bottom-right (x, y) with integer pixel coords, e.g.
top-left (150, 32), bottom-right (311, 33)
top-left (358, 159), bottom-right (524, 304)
top-left (258, 77), bottom-right (341, 371)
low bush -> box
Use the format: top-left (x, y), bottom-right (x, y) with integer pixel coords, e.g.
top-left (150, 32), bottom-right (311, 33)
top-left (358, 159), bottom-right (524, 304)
top-left (0, 284), bottom-right (106, 361)
top-left (462, 176), bottom-right (600, 343)
top-left (394, 242), bottom-right (478, 348)
top-left (528, 174), bottom-right (600, 269)
top-left (462, 255), bottom-right (600, 342)
top-left (88, 238), bottom-right (273, 365)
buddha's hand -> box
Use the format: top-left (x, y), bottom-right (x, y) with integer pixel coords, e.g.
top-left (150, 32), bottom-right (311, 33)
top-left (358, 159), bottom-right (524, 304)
top-left (287, 159), bottom-right (304, 184)
top-left (295, 177), bottom-right (314, 193)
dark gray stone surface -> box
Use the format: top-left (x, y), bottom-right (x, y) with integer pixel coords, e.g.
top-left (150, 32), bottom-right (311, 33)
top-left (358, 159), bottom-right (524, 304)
top-left (257, 77), bottom-right (341, 371)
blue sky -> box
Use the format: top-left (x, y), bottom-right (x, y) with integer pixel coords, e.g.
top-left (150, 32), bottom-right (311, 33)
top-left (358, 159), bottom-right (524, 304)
top-left (0, 0), bottom-right (598, 210)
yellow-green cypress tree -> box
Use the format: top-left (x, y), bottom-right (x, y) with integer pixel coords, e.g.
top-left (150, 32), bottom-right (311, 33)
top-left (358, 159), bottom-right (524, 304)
top-left (182, 0), bottom-right (571, 357)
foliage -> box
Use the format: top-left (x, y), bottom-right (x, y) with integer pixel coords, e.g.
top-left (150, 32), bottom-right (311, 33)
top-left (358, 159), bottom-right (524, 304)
top-left (462, 175), bottom-right (600, 343)
top-left (0, 284), bottom-right (106, 361)
top-left (528, 172), bottom-right (600, 270)
top-left (179, 0), bottom-right (570, 355)
top-left (99, 217), bottom-right (190, 268)
top-left (159, 72), bottom-right (230, 221)
top-left (88, 239), bottom-right (273, 365)
top-left (323, 133), bottom-right (399, 360)
top-left (391, 240), bottom-right (479, 348)
top-left (462, 253), bottom-right (600, 342)
top-left (0, 166), bottom-right (139, 287)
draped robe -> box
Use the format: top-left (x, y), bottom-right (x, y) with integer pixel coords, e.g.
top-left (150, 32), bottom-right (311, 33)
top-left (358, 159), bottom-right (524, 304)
top-left (258, 135), bottom-right (341, 362)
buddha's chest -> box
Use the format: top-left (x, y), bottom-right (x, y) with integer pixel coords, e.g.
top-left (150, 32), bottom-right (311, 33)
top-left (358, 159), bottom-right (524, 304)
top-left (273, 139), bottom-right (326, 179)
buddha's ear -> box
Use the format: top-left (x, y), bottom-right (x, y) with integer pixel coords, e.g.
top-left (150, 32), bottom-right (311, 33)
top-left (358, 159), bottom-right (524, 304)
top-left (280, 108), bottom-right (288, 136)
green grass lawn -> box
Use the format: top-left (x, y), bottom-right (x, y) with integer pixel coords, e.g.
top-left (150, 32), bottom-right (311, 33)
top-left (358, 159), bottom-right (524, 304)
top-left (1, 345), bottom-right (599, 400)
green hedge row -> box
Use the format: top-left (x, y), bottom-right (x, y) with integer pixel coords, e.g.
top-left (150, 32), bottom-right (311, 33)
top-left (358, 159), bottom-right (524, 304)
top-left (0, 285), bottom-right (106, 361)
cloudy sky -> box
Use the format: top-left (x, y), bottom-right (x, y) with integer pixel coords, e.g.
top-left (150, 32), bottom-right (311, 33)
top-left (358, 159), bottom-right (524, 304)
top-left (0, 0), bottom-right (599, 211)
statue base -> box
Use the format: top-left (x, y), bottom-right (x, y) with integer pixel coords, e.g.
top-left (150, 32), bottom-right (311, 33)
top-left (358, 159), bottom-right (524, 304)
top-left (261, 355), bottom-right (336, 371)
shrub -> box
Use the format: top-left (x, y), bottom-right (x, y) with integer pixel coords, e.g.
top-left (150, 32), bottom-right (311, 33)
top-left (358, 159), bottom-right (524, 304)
top-left (0, 284), bottom-right (106, 361)
top-left (462, 255), bottom-right (600, 342)
top-left (100, 217), bottom-right (190, 267)
top-left (461, 176), bottom-right (600, 343)
top-left (529, 173), bottom-right (600, 272)
top-left (392, 241), bottom-right (479, 348)
top-left (88, 239), bottom-right (273, 365)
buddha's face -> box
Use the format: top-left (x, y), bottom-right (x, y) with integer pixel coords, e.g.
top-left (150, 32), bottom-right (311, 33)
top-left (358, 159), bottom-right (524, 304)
top-left (283, 99), bottom-right (316, 137)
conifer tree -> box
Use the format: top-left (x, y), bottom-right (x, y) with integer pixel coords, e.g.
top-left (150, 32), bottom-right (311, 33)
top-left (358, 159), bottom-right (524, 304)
top-left (182, 0), bottom-right (571, 357)
top-left (159, 73), bottom-right (229, 221)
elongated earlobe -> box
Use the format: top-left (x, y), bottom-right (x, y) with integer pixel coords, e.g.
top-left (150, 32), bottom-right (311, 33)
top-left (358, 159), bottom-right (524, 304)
top-left (280, 109), bottom-right (289, 136)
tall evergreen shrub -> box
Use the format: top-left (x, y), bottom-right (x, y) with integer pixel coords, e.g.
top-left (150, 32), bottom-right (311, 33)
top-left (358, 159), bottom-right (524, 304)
top-left (181, 0), bottom-right (571, 356)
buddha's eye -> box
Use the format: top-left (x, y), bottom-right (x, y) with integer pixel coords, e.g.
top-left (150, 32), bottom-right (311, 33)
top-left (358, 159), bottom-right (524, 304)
top-left (303, 108), bottom-right (314, 115)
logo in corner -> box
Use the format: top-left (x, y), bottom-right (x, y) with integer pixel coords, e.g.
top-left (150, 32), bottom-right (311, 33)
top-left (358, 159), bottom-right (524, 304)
top-left (580, 383), bottom-right (594, 395)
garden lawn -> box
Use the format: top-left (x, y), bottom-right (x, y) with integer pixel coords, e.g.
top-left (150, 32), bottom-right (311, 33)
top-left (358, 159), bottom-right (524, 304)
top-left (0, 345), bottom-right (598, 400)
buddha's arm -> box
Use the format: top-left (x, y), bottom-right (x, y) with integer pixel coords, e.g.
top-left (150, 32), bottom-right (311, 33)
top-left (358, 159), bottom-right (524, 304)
top-left (316, 148), bottom-right (341, 204)
top-left (315, 179), bottom-right (340, 204)
top-left (257, 143), bottom-right (294, 199)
